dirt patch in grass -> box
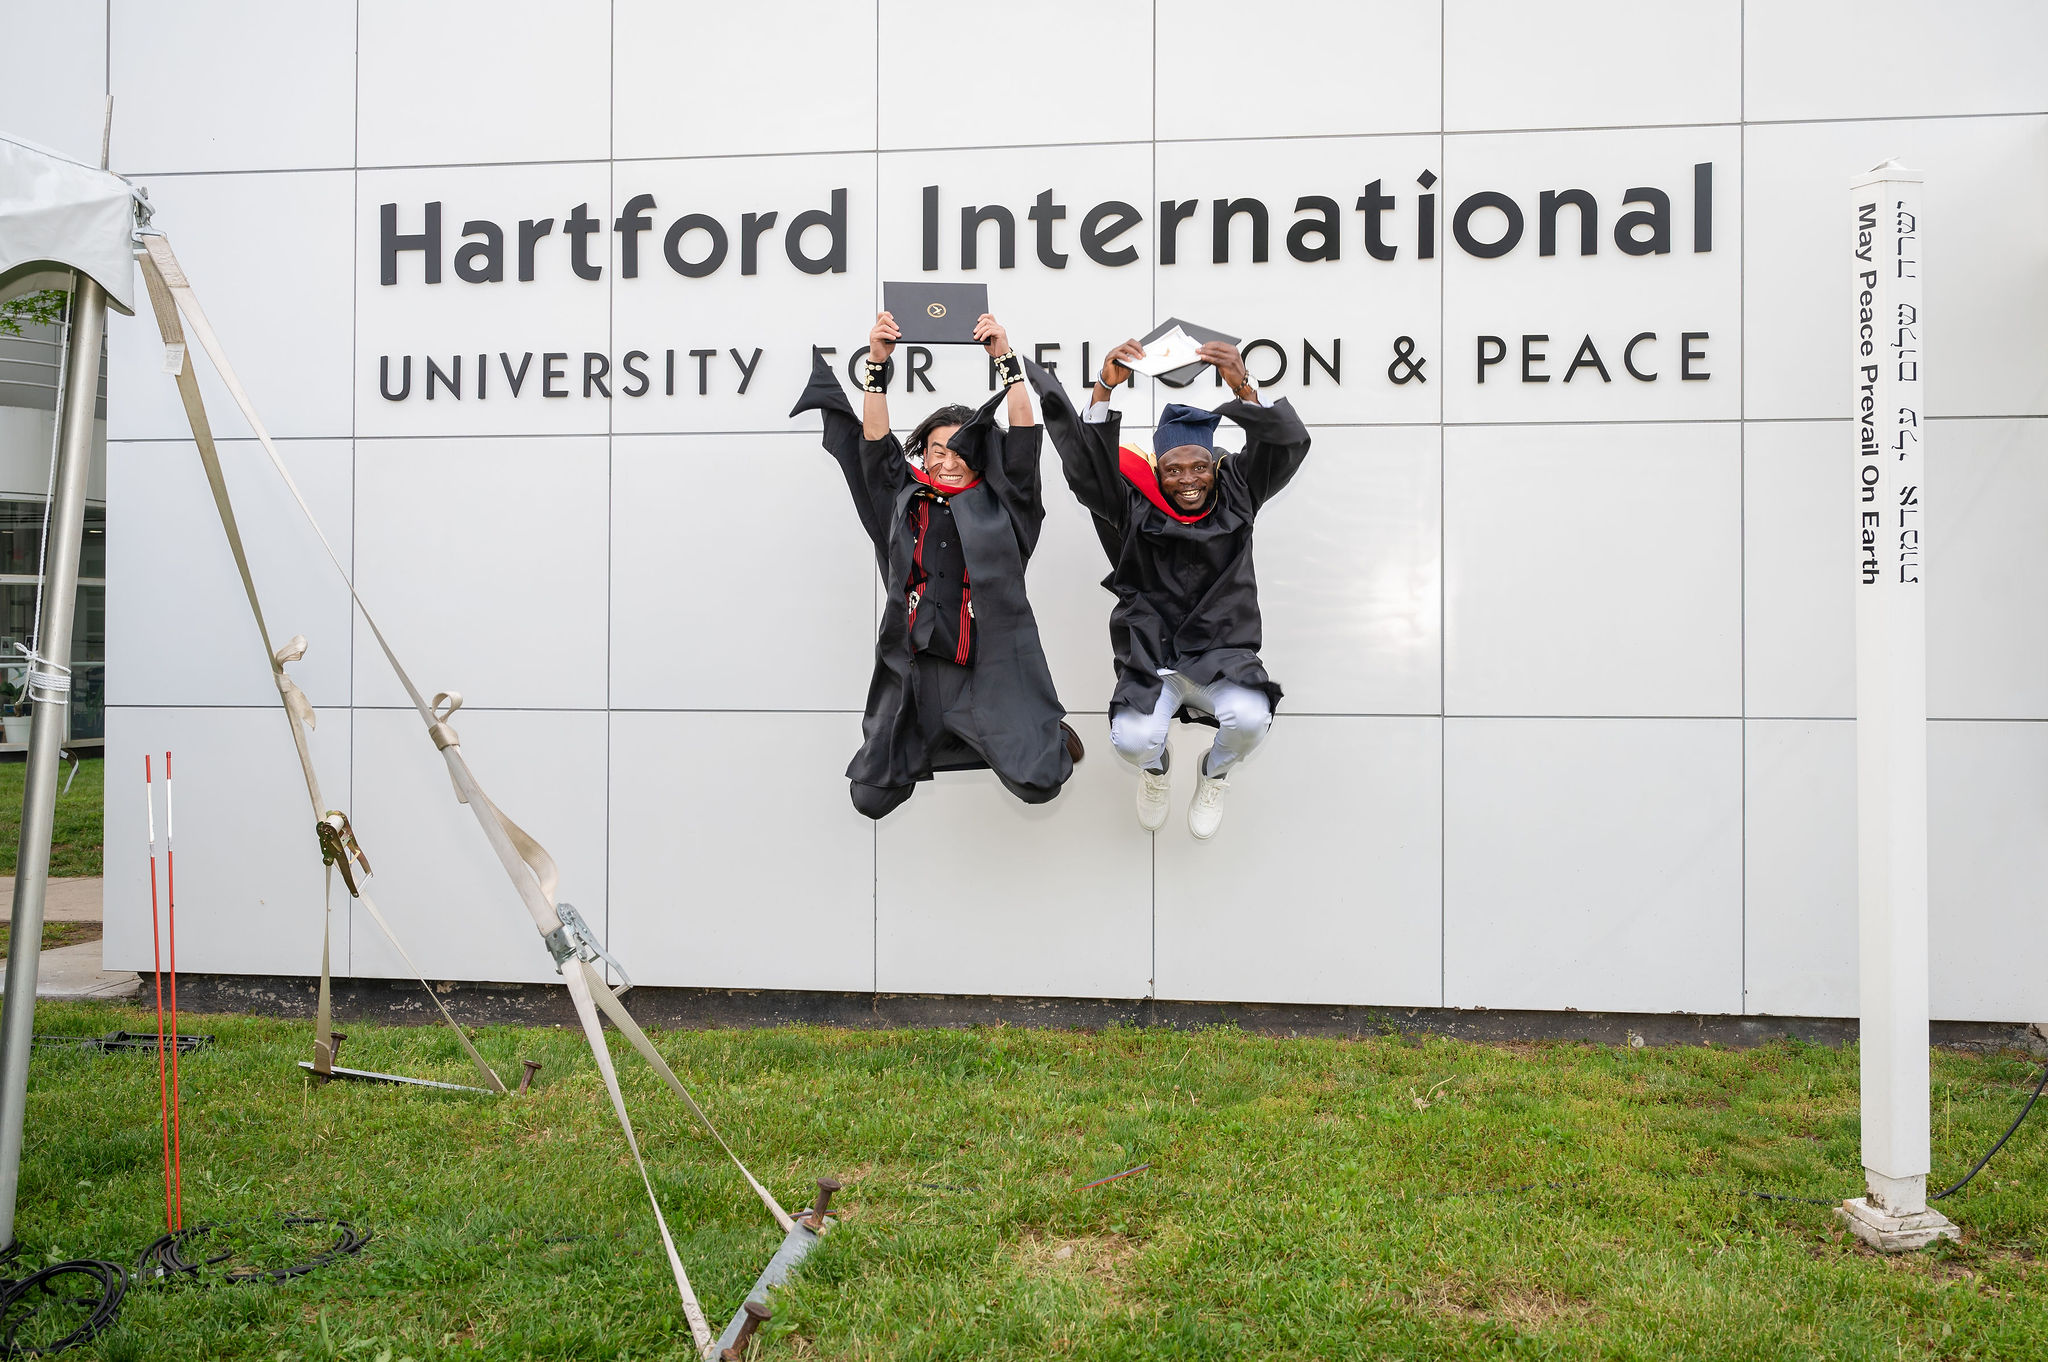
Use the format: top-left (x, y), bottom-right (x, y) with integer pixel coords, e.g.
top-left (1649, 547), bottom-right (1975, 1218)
top-left (1489, 1285), bottom-right (1599, 1332)
top-left (1410, 1275), bottom-right (1484, 1321)
top-left (1019, 1230), bottom-right (1139, 1290)
top-left (0, 919), bottom-right (99, 959)
top-left (1416, 1275), bottom-right (1598, 1332)
top-left (1891, 1243), bottom-right (2042, 1283)
top-left (825, 1160), bottom-right (876, 1195)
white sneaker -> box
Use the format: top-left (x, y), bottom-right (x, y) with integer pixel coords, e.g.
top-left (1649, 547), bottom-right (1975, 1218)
top-left (1136, 765), bottom-right (1172, 831)
top-left (1188, 765), bottom-right (1231, 839)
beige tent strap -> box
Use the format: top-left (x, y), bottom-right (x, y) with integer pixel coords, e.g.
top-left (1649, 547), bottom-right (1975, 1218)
top-left (142, 237), bottom-right (434, 726)
top-left (139, 242), bottom-right (505, 1095)
top-left (447, 742), bottom-right (798, 1223)
top-left (143, 238), bottom-right (565, 934)
top-left (139, 246), bottom-right (320, 812)
top-left (563, 958), bottom-right (717, 1358)
top-left (581, 960), bottom-right (796, 1233)
top-left (138, 232), bottom-right (792, 1277)
top-left (273, 634), bottom-right (317, 732)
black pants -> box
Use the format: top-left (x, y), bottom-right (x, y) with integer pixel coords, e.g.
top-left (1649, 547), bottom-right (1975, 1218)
top-left (850, 655), bottom-right (1062, 819)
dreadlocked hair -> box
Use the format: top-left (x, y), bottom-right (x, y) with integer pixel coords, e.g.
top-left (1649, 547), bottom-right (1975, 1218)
top-left (907, 404), bottom-right (980, 467)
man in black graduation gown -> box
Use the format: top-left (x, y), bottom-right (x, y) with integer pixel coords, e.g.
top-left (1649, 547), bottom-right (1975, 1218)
top-left (1028, 339), bottom-right (1309, 838)
top-left (792, 311), bottom-right (1080, 819)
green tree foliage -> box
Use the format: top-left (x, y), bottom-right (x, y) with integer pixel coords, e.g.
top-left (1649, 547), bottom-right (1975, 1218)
top-left (0, 289), bottom-right (69, 338)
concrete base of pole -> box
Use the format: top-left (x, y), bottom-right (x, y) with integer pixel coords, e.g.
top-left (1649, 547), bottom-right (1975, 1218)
top-left (1837, 1172), bottom-right (1958, 1252)
top-left (1837, 1198), bottom-right (1959, 1252)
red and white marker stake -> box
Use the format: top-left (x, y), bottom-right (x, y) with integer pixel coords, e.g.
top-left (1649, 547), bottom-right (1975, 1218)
top-left (145, 756), bottom-right (170, 1232)
top-left (163, 751), bottom-right (183, 1231)
top-left (144, 753), bottom-right (184, 1233)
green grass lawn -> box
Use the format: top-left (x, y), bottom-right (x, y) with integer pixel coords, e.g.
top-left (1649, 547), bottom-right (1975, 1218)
top-left (11, 1002), bottom-right (2045, 1361)
top-left (0, 756), bottom-right (103, 877)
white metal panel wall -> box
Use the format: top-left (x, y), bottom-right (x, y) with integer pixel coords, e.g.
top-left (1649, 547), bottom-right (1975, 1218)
top-left (43, 1), bottom-right (2047, 1020)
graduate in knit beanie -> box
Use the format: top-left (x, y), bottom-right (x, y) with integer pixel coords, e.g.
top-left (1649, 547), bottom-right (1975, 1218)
top-left (1027, 338), bottom-right (1312, 839)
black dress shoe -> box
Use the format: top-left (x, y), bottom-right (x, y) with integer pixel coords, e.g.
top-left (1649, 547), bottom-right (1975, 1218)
top-left (1060, 721), bottom-right (1085, 763)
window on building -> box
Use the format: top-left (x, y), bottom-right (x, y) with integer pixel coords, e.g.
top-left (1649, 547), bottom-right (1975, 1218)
top-left (0, 500), bottom-right (106, 742)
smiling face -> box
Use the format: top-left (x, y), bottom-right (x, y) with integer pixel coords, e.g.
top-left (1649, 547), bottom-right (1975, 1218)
top-left (922, 424), bottom-right (968, 485)
top-left (1157, 444), bottom-right (1217, 512)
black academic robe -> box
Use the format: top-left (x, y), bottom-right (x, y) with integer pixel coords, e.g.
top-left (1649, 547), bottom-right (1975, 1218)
top-left (1028, 360), bottom-right (1311, 723)
top-left (791, 353), bottom-right (1069, 794)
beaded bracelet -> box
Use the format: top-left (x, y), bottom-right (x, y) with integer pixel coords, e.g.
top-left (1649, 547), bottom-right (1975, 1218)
top-left (989, 349), bottom-right (1023, 388)
top-left (861, 356), bottom-right (894, 393)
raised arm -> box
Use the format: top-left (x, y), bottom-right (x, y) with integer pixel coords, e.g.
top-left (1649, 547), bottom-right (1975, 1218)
top-left (991, 414), bottom-right (1049, 560)
top-left (862, 311), bottom-right (898, 439)
top-left (973, 313), bottom-right (1034, 430)
top-left (961, 313), bottom-right (1045, 514)
top-left (1093, 339), bottom-right (1150, 413)
top-left (1024, 342), bottom-right (1138, 532)
top-left (1202, 340), bottom-right (1310, 510)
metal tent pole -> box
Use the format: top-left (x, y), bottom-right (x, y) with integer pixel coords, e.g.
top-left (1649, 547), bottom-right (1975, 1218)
top-left (0, 272), bottom-right (108, 1249)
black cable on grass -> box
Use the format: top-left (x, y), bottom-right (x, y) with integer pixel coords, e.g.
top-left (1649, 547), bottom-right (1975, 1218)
top-left (30, 1033), bottom-right (212, 1056)
top-left (0, 1217), bottom-right (370, 1354)
top-left (0, 1259), bottom-right (126, 1357)
top-left (1736, 1188), bottom-right (1841, 1208)
top-left (1932, 1054), bottom-right (2048, 1201)
top-left (132, 1228), bottom-right (228, 1283)
top-left (134, 1217), bottom-right (371, 1285)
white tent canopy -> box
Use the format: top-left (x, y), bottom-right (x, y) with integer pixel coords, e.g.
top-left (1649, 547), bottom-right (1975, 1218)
top-left (0, 132), bottom-right (136, 314)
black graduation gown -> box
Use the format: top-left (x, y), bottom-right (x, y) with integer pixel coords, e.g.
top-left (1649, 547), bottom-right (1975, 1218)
top-left (1027, 360), bottom-right (1311, 723)
top-left (791, 353), bottom-right (1070, 797)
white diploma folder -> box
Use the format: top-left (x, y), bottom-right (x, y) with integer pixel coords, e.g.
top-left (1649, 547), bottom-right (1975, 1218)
top-left (1123, 326), bottom-right (1205, 378)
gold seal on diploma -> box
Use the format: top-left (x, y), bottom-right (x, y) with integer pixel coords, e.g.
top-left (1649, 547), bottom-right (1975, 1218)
top-left (883, 282), bottom-right (987, 343)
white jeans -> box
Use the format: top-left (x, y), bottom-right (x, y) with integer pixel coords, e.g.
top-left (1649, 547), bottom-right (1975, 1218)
top-left (1109, 672), bottom-right (1273, 777)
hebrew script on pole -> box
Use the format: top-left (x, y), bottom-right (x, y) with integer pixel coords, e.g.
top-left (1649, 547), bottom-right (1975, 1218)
top-left (1851, 161), bottom-right (1929, 1211)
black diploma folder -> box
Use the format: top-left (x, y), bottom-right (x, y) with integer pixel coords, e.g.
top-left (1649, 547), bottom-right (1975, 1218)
top-left (884, 281), bottom-right (991, 344)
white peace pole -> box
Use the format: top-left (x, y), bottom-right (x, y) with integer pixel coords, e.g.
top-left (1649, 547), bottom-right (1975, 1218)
top-left (1836, 161), bottom-right (1957, 1252)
